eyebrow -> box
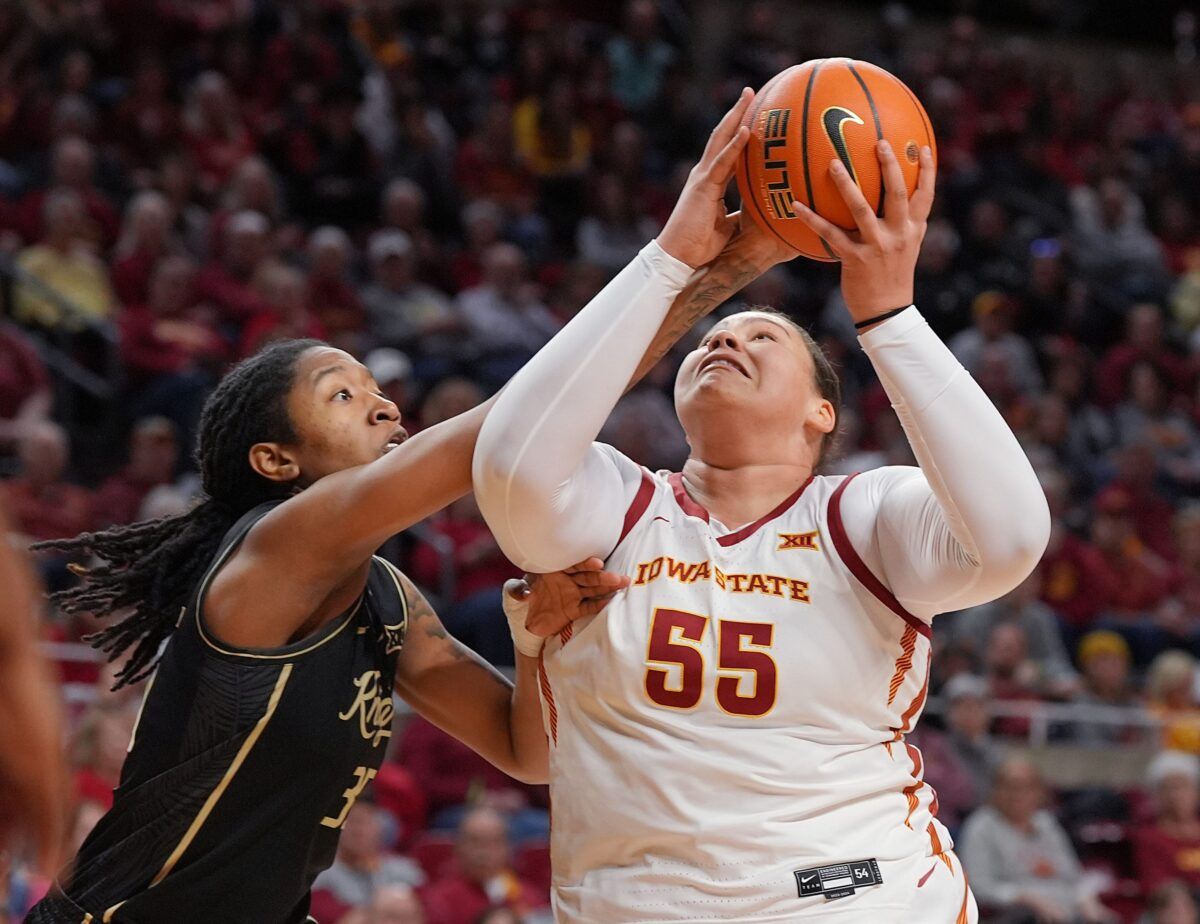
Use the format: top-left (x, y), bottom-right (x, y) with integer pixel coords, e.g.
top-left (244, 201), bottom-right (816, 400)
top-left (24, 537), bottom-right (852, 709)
top-left (704, 316), bottom-right (794, 340)
top-left (312, 364), bottom-right (347, 387)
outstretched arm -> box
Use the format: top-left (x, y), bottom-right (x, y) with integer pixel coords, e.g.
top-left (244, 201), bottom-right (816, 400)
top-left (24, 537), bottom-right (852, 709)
top-left (474, 89), bottom-right (798, 571)
top-left (394, 560), bottom-right (626, 783)
top-left (794, 142), bottom-right (1049, 619)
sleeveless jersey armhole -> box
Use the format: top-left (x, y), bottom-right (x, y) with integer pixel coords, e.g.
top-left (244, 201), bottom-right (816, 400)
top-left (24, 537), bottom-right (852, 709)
top-left (373, 557), bottom-right (411, 638)
top-left (827, 473), bottom-right (931, 640)
top-left (190, 502), bottom-right (363, 660)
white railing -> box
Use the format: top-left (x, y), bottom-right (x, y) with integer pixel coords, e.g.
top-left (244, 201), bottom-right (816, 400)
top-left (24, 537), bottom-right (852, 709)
top-left (923, 696), bottom-right (1164, 747)
top-left (44, 640), bottom-right (1163, 753)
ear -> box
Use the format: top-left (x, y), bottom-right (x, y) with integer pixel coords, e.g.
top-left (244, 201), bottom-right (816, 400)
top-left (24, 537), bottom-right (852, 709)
top-left (807, 397), bottom-right (836, 436)
top-left (248, 441), bottom-right (301, 484)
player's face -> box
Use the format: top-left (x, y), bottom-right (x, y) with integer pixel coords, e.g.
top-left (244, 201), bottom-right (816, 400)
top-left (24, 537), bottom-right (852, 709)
top-left (674, 312), bottom-right (832, 435)
top-left (256, 346), bottom-right (406, 487)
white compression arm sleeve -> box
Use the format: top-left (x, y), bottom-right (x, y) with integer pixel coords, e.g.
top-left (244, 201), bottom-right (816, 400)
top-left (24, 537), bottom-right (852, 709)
top-left (838, 308), bottom-right (1051, 619)
top-left (473, 241), bottom-right (694, 572)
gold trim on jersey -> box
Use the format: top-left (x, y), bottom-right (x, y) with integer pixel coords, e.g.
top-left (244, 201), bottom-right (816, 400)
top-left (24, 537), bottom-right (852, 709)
top-left (148, 663), bottom-right (293, 887)
top-left (101, 901), bottom-right (124, 922)
top-left (374, 557), bottom-right (410, 654)
top-left (191, 525), bottom-right (365, 661)
top-left (80, 915), bottom-right (93, 923)
top-left (195, 596), bottom-right (362, 660)
top-left (374, 556), bottom-right (410, 635)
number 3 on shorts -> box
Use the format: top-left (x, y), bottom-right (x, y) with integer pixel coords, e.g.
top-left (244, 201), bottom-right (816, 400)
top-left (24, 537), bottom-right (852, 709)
top-left (644, 607), bottom-right (777, 717)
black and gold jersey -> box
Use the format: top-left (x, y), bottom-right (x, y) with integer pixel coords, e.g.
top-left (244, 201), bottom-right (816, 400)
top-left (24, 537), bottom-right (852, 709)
top-left (28, 502), bottom-right (409, 924)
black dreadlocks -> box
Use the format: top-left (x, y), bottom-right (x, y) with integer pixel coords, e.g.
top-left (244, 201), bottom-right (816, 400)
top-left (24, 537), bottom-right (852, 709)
top-left (34, 339), bottom-right (325, 687)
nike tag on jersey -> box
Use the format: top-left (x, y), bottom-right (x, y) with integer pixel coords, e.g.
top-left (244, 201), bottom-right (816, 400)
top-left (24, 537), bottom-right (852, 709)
top-left (794, 859), bottom-right (883, 901)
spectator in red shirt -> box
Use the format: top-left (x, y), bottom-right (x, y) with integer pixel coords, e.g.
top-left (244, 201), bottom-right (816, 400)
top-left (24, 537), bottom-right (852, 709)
top-left (305, 226), bottom-right (365, 351)
top-left (108, 56), bottom-right (180, 171)
top-left (1096, 303), bottom-right (1191, 407)
top-left (1089, 485), bottom-right (1172, 624)
top-left (983, 622), bottom-right (1043, 737)
top-left (120, 255), bottom-right (224, 450)
top-left (120, 255), bottom-right (225, 383)
top-left (1133, 751), bottom-right (1200, 895)
top-left (455, 103), bottom-right (537, 213)
top-left (110, 190), bottom-right (179, 305)
top-left (1040, 513), bottom-right (1111, 634)
top-left (181, 71), bottom-right (256, 198)
top-left (15, 136), bottom-right (119, 249)
top-left (92, 417), bottom-right (179, 529)
top-left (195, 210), bottom-right (275, 331)
top-left (1, 421), bottom-right (92, 544)
top-left (206, 156), bottom-right (286, 263)
top-left (410, 492), bottom-right (523, 666)
top-left (410, 493), bottom-right (521, 605)
top-left (419, 808), bottom-right (547, 924)
top-left (239, 263), bottom-right (326, 358)
top-left (70, 702), bottom-right (136, 812)
top-left (395, 716), bottom-right (548, 842)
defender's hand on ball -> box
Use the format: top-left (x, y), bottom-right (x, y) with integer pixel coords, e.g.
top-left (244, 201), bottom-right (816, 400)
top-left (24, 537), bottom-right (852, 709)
top-left (657, 88), bottom-right (754, 270)
top-left (793, 141), bottom-right (935, 325)
top-left (505, 558), bottom-right (630, 639)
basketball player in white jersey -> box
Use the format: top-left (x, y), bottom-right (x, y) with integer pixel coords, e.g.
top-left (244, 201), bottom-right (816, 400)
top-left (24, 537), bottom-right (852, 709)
top-left (474, 89), bottom-right (1049, 922)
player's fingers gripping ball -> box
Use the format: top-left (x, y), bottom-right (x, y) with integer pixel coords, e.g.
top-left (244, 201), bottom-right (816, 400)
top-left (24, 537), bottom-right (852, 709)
top-left (736, 58), bottom-right (936, 261)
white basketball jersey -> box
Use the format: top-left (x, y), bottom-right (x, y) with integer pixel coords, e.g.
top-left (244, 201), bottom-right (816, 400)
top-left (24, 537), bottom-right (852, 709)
top-left (538, 460), bottom-right (951, 923)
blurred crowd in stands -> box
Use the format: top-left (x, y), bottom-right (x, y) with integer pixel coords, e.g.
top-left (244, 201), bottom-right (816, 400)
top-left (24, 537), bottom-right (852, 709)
top-left (3, 0), bottom-right (1200, 920)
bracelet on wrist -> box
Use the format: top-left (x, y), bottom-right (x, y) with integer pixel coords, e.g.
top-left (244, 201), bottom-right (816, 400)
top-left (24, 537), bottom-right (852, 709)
top-left (853, 305), bottom-right (911, 330)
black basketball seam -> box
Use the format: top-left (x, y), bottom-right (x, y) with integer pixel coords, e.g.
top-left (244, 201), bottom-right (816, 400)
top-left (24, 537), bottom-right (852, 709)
top-left (801, 59), bottom-right (837, 260)
top-left (846, 61), bottom-right (885, 217)
top-left (739, 76), bottom-right (798, 254)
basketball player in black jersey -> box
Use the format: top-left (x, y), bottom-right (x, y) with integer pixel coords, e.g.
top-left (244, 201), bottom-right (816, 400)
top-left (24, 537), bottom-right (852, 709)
top-left (23, 94), bottom-right (792, 923)
top-left (20, 338), bottom-right (632, 924)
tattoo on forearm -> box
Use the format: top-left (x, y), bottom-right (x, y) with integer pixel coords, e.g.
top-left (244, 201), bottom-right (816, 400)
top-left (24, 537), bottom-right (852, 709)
top-left (629, 252), bottom-right (764, 389)
top-left (399, 573), bottom-right (471, 661)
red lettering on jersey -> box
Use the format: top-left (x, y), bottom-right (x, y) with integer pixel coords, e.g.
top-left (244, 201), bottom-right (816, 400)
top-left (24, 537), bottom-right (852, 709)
top-left (747, 574), bottom-right (769, 595)
top-left (787, 579), bottom-right (811, 602)
top-left (667, 558), bottom-right (700, 583)
top-left (727, 573), bottom-right (749, 593)
top-left (764, 575), bottom-right (787, 597)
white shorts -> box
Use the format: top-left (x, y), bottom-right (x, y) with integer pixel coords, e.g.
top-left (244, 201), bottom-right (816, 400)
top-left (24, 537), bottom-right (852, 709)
top-left (553, 850), bottom-right (978, 923)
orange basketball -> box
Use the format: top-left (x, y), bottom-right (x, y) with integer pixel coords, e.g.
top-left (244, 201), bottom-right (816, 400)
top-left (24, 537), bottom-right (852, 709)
top-left (736, 58), bottom-right (936, 261)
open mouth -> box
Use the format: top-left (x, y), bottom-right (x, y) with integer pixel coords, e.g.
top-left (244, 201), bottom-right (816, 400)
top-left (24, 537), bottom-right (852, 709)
top-left (381, 427), bottom-right (409, 454)
top-left (699, 352), bottom-right (750, 378)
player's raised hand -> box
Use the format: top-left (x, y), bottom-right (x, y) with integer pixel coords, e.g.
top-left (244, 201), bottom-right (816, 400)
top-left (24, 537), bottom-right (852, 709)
top-left (507, 558), bottom-right (630, 639)
top-left (791, 140), bottom-right (936, 324)
top-left (657, 88), bottom-right (753, 270)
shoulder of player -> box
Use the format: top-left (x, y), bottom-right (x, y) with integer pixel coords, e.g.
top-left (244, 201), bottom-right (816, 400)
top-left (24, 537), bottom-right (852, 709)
top-left (374, 561), bottom-right (432, 624)
top-left (833, 466), bottom-right (925, 503)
